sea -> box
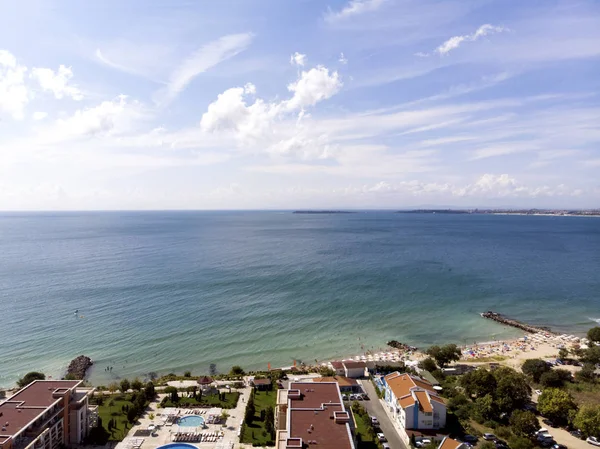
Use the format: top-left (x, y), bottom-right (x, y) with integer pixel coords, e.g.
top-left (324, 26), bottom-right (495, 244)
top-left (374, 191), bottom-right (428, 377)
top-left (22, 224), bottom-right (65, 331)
top-left (1, 211), bottom-right (599, 388)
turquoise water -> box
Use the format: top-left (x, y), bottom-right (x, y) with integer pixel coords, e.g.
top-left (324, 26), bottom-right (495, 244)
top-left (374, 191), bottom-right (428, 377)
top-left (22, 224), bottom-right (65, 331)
top-left (1, 211), bottom-right (599, 388)
top-left (156, 444), bottom-right (198, 449)
top-left (178, 416), bottom-right (205, 427)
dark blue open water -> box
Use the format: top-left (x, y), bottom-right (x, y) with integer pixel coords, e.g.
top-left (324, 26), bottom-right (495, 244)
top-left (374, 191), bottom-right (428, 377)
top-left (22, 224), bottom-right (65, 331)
top-left (1, 211), bottom-right (599, 387)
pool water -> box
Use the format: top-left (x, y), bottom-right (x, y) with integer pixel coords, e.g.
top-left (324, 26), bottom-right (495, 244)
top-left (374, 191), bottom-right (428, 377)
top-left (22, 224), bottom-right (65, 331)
top-left (177, 415), bottom-right (205, 427)
top-left (157, 444), bottom-right (199, 449)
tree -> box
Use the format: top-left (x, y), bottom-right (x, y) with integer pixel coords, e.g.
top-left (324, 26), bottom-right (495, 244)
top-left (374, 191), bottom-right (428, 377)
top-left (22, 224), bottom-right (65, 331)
top-left (558, 348), bottom-right (569, 360)
top-left (419, 358), bottom-right (438, 372)
top-left (587, 327), bottom-right (600, 344)
top-left (265, 406), bottom-right (275, 435)
top-left (473, 394), bottom-right (498, 422)
top-left (108, 382), bottom-right (119, 394)
top-left (576, 364), bottom-right (597, 383)
top-left (460, 368), bottom-right (497, 398)
top-left (537, 388), bottom-right (577, 424)
top-left (522, 359), bottom-right (551, 383)
top-left (165, 386), bottom-right (179, 403)
top-left (17, 372), bottom-right (45, 387)
top-left (480, 442), bottom-right (496, 449)
top-left (426, 344), bottom-right (461, 367)
top-left (573, 405), bottom-right (600, 438)
top-left (131, 378), bottom-right (142, 391)
top-left (119, 378), bottom-right (130, 394)
top-left (230, 365), bottom-right (245, 376)
top-left (493, 367), bottom-right (531, 413)
top-left (127, 407), bottom-right (138, 424)
top-left (510, 410), bottom-right (539, 437)
top-left (540, 369), bottom-right (571, 388)
top-left (508, 436), bottom-right (534, 449)
top-left (583, 346), bottom-right (600, 365)
top-left (184, 371), bottom-right (191, 377)
top-left (145, 381), bottom-right (156, 400)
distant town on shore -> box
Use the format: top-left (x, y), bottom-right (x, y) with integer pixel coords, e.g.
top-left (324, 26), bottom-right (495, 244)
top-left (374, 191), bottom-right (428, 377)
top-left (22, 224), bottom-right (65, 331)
top-left (397, 209), bottom-right (600, 216)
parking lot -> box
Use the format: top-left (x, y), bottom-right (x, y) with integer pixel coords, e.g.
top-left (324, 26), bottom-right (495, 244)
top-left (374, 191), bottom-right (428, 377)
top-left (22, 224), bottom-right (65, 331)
top-left (359, 380), bottom-right (408, 449)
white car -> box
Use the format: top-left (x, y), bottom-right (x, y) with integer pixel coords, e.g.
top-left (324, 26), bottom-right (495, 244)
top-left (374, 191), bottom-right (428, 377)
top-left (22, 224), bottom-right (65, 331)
top-left (370, 416), bottom-right (379, 426)
top-left (377, 433), bottom-right (387, 442)
top-left (416, 439), bottom-right (432, 448)
top-left (587, 437), bottom-right (600, 446)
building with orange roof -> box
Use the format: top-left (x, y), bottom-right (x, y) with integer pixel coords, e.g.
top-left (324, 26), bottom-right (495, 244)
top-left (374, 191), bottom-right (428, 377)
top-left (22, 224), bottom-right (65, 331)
top-left (383, 372), bottom-right (446, 431)
top-left (438, 436), bottom-right (467, 449)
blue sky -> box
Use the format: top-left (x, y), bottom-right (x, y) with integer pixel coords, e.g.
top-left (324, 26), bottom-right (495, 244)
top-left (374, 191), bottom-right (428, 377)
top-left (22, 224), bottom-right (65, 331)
top-left (1, 0), bottom-right (599, 210)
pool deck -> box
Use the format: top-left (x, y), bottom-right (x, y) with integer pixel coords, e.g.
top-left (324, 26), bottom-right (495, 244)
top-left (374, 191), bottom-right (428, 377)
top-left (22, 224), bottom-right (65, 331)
top-left (118, 386), bottom-right (255, 449)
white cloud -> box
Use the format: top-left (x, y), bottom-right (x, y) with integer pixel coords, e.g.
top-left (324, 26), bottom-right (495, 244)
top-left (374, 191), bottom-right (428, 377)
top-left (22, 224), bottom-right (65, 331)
top-left (339, 52), bottom-right (348, 64)
top-left (200, 62), bottom-right (342, 152)
top-left (32, 111), bottom-right (48, 120)
top-left (290, 52), bottom-right (307, 67)
top-left (54, 95), bottom-right (147, 139)
top-left (285, 66), bottom-right (342, 110)
top-left (325, 0), bottom-right (387, 22)
top-left (0, 49), bottom-right (29, 119)
top-left (435, 24), bottom-right (509, 55)
top-left (159, 33), bottom-right (254, 103)
top-left (30, 65), bottom-right (83, 100)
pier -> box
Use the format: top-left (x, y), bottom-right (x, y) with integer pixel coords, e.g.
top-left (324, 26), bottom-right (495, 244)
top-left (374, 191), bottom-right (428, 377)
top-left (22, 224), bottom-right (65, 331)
top-left (480, 311), bottom-right (557, 335)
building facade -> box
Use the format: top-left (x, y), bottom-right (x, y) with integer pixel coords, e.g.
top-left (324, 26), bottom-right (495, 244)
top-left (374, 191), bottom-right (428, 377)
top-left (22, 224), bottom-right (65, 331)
top-left (383, 372), bottom-right (446, 430)
top-left (0, 381), bottom-right (96, 449)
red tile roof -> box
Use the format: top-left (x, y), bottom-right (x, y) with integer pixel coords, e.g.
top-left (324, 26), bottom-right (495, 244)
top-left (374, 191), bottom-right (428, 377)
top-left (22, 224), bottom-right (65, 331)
top-left (342, 361), bottom-right (367, 369)
top-left (0, 380), bottom-right (81, 440)
top-left (312, 376), bottom-right (358, 387)
top-left (330, 361), bottom-right (344, 370)
top-left (287, 382), bottom-right (354, 449)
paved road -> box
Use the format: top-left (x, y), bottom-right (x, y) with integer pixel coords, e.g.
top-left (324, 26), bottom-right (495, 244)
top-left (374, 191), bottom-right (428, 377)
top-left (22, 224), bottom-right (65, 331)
top-left (536, 417), bottom-right (589, 449)
top-left (360, 380), bottom-right (407, 449)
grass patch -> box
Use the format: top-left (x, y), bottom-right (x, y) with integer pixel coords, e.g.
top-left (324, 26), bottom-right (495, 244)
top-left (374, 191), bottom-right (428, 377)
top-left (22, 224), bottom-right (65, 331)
top-left (161, 392), bottom-right (239, 409)
top-left (241, 390), bottom-right (277, 446)
top-left (567, 381), bottom-right (600, 406)
top-left (354, 412), bottom-right (380, 449)
top-left (96, 395), bottom-right (136, 442)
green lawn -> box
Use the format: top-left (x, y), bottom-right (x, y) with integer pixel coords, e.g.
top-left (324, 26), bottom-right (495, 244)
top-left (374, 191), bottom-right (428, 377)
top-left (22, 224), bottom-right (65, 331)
top-left (95, 395), bottom-right (136, 442)
top-left (161, 392), bottom-right (240, 409)
top-left (354, 412), bottom-right (380, 449)
top-left (241, 390), bottom-right (277, 446)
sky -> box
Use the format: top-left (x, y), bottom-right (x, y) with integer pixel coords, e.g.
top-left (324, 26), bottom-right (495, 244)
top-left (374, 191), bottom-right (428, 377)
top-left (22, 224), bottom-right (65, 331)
top-left (1, 0), bottom-right (599, 210)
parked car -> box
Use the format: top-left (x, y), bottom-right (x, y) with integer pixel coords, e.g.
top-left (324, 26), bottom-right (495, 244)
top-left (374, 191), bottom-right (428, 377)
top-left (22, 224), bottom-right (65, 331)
top-left (540, 440), bottom-right (556, 448)
top-left (537, 433), bottom-right (554, 441)
top-left (463, 435), bottom-right (478, 444)
top-left (382, 444), bottom-right (391, 449)
top-left (552, 444), bottom-right (567, 449)
top-left (356, 394), bottom-right (364, 400)
top-left (587, 437), bottom-right (600, 446)
top-left (416, 439), bottom-right (432, 448)
top-left (377, 433), bottom-right (387, 442)
top-left (543, 419), bottom-right (558, 427)
top-left (494, 439), bottom-right (509, 449)
top-left (570, 430), bottom-right (583, 439)
top-left (349, 394), bottom-right (356, 400)
top-left (341, 394), bottom-right (348, 401)
top-left (370, 416), bottom-right (379, 426)
top-left (483, 434), bottom-right (497, 441)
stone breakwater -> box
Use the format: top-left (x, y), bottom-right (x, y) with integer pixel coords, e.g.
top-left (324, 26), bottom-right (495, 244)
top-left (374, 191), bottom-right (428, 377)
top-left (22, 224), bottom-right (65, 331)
top-left (481, 311), bottom-right (556, 335)
top-left (66, 355), bottom-right (93, 379)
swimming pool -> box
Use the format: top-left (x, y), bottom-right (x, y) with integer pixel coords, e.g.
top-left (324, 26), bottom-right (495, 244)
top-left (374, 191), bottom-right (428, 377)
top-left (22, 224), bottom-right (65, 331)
top-left (177, 415), bottom-right (205, 427)
top-left (157, 444), bottom-right (198, 449)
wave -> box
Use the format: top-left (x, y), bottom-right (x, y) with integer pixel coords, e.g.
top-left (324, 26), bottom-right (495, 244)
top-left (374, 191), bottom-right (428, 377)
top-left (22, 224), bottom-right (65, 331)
top-left (589, 317), bottom-right (600, 324)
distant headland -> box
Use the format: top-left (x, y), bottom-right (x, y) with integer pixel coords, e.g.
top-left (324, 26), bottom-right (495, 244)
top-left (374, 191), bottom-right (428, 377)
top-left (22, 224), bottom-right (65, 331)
top-left (397, 208), bottom-right (600, 216)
